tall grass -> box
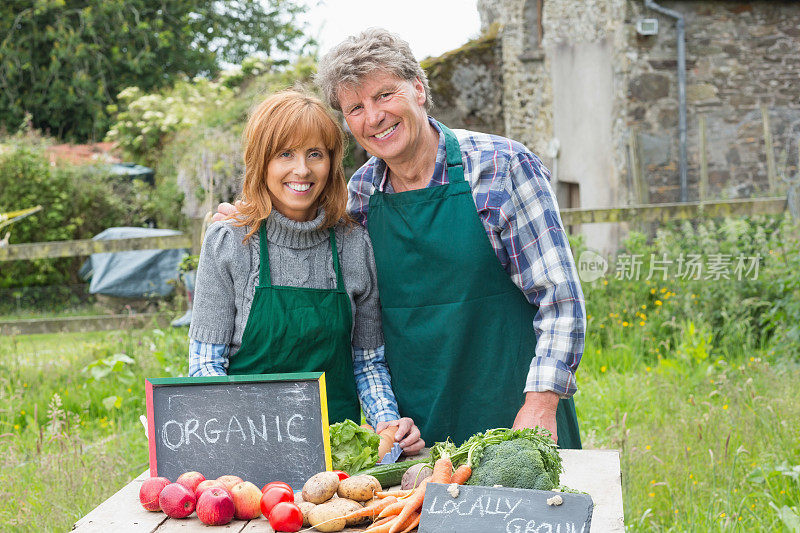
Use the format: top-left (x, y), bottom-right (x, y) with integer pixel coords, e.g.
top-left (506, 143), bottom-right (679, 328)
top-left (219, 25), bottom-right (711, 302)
top-left (0, 322), bottom-right (187, 532)
top-left (576, 214), bottom-right (800, 531)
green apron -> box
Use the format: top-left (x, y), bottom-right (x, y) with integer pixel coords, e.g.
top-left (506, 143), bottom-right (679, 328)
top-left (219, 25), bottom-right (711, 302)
top-left (228, 222), bottom-right (360, 424)
top-left (367, 122), bottom-right (581, 448)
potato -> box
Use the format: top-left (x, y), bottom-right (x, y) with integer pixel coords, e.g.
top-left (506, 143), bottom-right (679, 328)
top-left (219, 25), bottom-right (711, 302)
top-left (337, 474), bottom-right (382, 502)
top-left (401, 462), bottom-right (433, 491)
top-left (307, 502), bottom-right (347, 532)
top-left (302, 471), bottom-right (340, 504)
top-left (293, 491), bottom-right (306, 505)
top-left (297, 501), bottom-right (316, 527)
top-left (325, 497), bottom-right (365, 526)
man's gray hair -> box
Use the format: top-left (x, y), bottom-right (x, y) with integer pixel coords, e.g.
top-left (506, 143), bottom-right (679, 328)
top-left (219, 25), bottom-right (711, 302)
top-left (315, 28), bottom-right (433, 112)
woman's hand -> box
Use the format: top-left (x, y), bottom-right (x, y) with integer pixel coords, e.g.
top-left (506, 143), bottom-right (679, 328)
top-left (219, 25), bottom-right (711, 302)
top-left (211, 201), bottom-right (241, 222)
top-left (376, 418), bottom-right (425, 456)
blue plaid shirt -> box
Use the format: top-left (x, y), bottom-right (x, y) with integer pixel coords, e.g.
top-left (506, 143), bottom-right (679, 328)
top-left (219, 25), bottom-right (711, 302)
top-left (348, 118), bottom-right (586, 397)
top-left (189, 341), bottom-right (400, 427)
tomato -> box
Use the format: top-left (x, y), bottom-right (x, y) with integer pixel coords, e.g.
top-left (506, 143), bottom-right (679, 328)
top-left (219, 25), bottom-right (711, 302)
top-left (260, 486), bottom-right (294, 516)
top-left (261, 481), bottom-right (293, 494)
top-left (268, 501), bottom-right (303, 532)
top-left (331, 470), bottom-right (350, 481)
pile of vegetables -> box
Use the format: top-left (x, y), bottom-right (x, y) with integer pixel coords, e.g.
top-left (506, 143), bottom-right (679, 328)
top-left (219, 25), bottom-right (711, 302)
top-left (428, 427), bottom-right (563, 491)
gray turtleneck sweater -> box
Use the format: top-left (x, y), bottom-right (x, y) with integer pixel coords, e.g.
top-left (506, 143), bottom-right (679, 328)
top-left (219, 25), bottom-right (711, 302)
top-left (189, 209), bottom-right (384, 354)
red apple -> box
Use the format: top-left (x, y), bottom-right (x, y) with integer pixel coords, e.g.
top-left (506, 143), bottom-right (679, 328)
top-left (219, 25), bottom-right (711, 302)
top-left (176, 471), bottom-right (206, 494)
top-left (139, 476), bottom-right (171, 512)
top-left (216, 474), bottom-right (244, 492)
top-left (230, 481), bottom-right (263, 520)
top-left (260, 486), bottom-right (294, 517)
top-left (195, 479), bottom-right (228, 500)
top-left (197, 487), bottom-right (235, 526)
top-left (158, 482), bottom-right (196, 518)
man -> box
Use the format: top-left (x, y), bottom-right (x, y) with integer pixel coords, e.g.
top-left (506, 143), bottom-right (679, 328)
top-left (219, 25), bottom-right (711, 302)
top-left (221, 28), bottom-right (585, 448)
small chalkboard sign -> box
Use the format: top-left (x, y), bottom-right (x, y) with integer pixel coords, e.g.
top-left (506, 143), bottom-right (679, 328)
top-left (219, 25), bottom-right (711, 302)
top-left (419, 483), bottom-right (593, 533)
top-left (145, 373), bottom-right (331, 490)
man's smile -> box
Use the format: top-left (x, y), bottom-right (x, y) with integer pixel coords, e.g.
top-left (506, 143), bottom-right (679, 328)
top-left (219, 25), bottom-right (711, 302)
top-left (373, 123), bottom-right (398, 140)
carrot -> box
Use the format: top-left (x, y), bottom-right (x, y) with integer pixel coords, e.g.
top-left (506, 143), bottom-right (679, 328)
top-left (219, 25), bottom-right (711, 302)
top-left (451, 463), bottom-right (472, 485)
top-left (431, 453), bottom-right (453, 484)
top-left (365, 516), bottom-right (395, 531)
top-left (399, 512), bottom-right (421, 533)
top-left (365, 517), bottom-right (400, 533)
top-left (376, 499), bottom-right (406, 518)
top-left (344, 496), bottom-right (398, 521)
top-left (375, 489), bottom-right (413, 499)
top-left (388, 478), bottom-right (429, 533)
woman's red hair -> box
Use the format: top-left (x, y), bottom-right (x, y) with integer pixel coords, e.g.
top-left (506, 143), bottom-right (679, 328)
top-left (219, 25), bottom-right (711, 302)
top-left (234, 89), bottom-right (349, 241)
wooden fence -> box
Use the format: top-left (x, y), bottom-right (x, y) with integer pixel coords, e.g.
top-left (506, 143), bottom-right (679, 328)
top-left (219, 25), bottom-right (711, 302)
top-left (0, 199), bottom-right (791, 335)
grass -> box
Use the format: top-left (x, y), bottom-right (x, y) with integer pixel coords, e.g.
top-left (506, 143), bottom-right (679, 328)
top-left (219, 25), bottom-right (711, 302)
top-left (0, 323), bottom-right (187, 532)
top-left (578, 354), bottom-right (800, 531)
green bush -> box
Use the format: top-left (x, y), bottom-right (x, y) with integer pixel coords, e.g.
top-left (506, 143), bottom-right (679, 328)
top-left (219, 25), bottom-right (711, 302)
top-left (0, 142), bottom-right (182, 288)
top-left (580, 215), bottom-right (800, 373)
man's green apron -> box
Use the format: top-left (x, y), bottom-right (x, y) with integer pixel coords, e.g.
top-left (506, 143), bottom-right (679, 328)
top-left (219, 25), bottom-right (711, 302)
top-left (367, 122), bottom-right (581, 448)
top-left (228, 222), bottom-right (360, 424)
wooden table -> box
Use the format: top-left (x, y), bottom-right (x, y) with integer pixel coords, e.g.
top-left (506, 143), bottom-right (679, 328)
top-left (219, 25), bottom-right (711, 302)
top-left (73, 449), bottom-right (624, 532)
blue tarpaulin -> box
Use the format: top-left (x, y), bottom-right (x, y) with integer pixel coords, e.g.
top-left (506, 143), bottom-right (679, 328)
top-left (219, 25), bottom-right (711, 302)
top-left (79, 227), bottom-right (188, 298)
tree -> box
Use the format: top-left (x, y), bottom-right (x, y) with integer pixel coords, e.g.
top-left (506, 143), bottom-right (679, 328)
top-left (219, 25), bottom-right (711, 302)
top-left (0, 0), bottom-right (310, 141)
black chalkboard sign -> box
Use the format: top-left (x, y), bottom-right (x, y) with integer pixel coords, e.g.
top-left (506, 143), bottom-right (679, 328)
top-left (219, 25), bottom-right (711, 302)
top-left (419, 483), bottom-right (593, 533)
top-left (145, 373), bottom-right (331, 490)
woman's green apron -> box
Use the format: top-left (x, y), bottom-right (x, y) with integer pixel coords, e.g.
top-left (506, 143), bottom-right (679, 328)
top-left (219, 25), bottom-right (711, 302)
top-left (367, 122), bottom-right (581, 448)
top-left (228, 222), bottom-right (360, 424)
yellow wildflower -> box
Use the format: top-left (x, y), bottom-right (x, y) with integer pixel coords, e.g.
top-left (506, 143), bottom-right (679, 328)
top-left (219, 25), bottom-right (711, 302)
top-left (648, 492), bottom-right (655, 498)
top-left (650, 288), bottom-right (656, 294)
top-left (600, 366), bottom-right (607, 373)
top-left (655, 300), bottom-right (662, 306)
top-left (640, 321), bottom-right (646, 326)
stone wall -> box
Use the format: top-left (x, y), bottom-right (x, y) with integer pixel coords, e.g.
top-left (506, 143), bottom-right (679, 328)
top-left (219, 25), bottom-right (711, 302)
top-left (471, 0), bottom-right (800, 252)
top-left (626, 0), bottom-right (800, 202)
top-left (422, 28), bottom-right (505, 137)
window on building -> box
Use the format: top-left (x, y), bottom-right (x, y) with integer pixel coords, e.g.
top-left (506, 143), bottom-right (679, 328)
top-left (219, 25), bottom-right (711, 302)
top-left (524, 0), bottom-right (543, 50)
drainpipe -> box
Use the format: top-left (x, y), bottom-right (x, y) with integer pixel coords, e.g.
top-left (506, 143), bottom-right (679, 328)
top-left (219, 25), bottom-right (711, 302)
top-left (644, 0), bottom-right (688, 202)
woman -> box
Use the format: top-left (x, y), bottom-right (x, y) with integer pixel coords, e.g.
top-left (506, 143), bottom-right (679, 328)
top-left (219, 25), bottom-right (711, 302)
top-left (188, 90), bottom-right (421, 450)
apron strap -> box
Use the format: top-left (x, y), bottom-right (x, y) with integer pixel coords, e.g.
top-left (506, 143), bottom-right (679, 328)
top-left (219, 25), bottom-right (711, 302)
top-left (329, 228), bottom-right (346, 293)
top-left (437, 121), bottom-right (465, 184)
top-left (258, 221), bottom-right (272, 288)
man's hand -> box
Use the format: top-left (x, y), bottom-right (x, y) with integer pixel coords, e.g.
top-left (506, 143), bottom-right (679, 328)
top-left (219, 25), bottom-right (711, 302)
top-left (512, 391), bottom-right (560, 443)
top-left (376, 418), bottom-right (425, 456)
top-left (211, 201), bottom-right (240, 222)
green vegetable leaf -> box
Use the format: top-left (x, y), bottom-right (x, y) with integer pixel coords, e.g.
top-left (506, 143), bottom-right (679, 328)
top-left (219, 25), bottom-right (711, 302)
top-left (329, 419), bottom-right (380, 474)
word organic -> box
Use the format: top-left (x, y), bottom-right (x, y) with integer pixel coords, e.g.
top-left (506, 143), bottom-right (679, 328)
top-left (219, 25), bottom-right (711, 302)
top-left (161, 414), bottom-right (308, 450)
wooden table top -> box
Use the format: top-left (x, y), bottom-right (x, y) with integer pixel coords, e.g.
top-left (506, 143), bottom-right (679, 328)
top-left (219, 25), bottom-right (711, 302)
top-left (73, 449), bottom-right (624, 532)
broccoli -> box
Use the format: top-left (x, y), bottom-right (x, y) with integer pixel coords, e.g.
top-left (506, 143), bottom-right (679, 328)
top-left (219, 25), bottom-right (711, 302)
top-left (465, 438), bottom-right (559, 491)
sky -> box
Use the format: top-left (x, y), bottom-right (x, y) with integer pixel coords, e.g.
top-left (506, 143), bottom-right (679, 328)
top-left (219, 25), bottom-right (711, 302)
top-left (298, 0), bottom-right (482, 61)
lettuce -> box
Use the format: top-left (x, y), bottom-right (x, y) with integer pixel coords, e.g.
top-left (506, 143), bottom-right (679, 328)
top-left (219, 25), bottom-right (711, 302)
top-left (329, 419), bottom-right (380, 473)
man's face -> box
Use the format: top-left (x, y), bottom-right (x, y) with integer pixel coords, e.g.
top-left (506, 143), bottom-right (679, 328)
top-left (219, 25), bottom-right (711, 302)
top-left (336, 71), bottom-right (429, 165)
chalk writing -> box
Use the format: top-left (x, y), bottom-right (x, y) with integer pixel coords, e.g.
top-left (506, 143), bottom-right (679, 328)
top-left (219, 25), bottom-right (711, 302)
top-left (418, 484), bottom-right (594, 533)
top-left (161, 414), bottom-right (308, 450)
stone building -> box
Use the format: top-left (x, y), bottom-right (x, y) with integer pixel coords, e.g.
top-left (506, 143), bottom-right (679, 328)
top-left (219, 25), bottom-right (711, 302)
top-left (425, 0), bottom-right (800, 253)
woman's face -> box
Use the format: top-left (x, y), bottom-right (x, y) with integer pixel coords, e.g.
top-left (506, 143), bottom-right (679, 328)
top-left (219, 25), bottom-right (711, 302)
top-left (266, 133), bottom-right (331, 222)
